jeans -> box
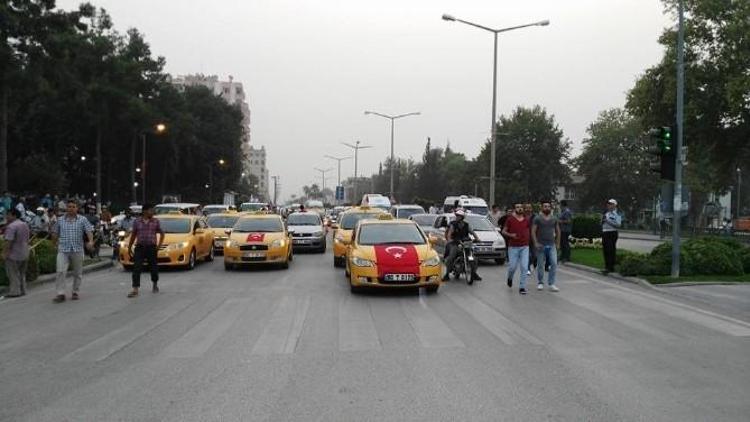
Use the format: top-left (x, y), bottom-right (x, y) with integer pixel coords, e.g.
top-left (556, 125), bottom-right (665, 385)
top-left (55, 252), bottom-right (84, 295)
top-left (535, 245), bottom-right (557, 286)
top-left (560, 231), bottom-right (571, 262)
top-left (602, 231), bottom-right (618, 272)
top-left (132, 244), bottom-right (159, 288)
top-left (507, 246), bottom-right (529, 289)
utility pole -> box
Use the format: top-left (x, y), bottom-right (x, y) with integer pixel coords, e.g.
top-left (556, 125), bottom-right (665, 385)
top-left (271, 175), bottom-right (280, 206)
top-left (671, 0), bottom-right (685, 278)
top-left (342, 141), bottom-right (372, 203)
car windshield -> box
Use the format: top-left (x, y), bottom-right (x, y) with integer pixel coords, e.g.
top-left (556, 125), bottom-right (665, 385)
top-left (234, 218), bottom-right (283, 232)
top-left (240, 203), bottom-right (265, 212)
top-left (340, 213), bottom-right (383, 230)
top-left (466, 215), bottom-right (495, 230)
top-left (154, 206), bottom-right (182, 215)
top-left (358, 224), bottom-right (426, 245)
top-left (207, 215), bottom-right (240, 228)
top-left (287, 214), bottom-right (320, 226)
top-left (396, 207), bottom-right (425, 219)
top-left (410, 215), bottom-right (437, 227)
top-left (156, 218), bottom-right (191, 233)
top-left (464, 206), bottom-right (488, 216)
top-left (203, 207), bottom-right (227, 215)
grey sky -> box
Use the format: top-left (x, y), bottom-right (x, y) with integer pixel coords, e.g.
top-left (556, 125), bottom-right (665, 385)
top-left (58, 0), bottom-right (670, 202)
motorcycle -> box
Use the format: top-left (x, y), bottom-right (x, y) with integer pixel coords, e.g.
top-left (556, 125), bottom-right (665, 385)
top-left (450, 239), bottom-right (476, 285)
top-left (87, 224), bottom-right (104, 259)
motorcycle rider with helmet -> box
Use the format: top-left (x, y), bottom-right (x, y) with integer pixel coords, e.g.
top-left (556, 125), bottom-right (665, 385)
top-left (442, 209), bottom-right (482, 282)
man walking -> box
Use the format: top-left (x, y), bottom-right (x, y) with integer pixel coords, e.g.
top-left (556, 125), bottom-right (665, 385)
top-left (502, 202), bottom-right (531, 295)
top-left (523, 203), bottom-right (537, 275)
top-left (3, 209), bottom-right (30, 298)
top-left (489, 204), bottom-right (502, 227)
top-left (532, 201), bottom-right (561, 292)
top-left (127, 204), bottom-right (164, 298)
top-left (558, 200), bottom-right (573, 263)
top-left (52, 200), bottom-right (94, 303)
top-left (602, 199), bottom-right (622, 274)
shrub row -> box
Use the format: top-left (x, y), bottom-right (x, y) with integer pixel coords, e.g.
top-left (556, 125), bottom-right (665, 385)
top-left (571, 215), bottom-right (603, 240)
top-left (0, 239), bottom-right (58, 286)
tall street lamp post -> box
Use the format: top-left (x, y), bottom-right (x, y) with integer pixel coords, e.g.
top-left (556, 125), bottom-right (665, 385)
top-left (342, 141), bottom-right (372, 203)
top-left (324, 154), bottom-right (352, 204)
top-left (364, 110), bottom-right (420, 200)
top-left (314, 167), bottom-right (334, 193)
top-left (140, 122), bottom-right (167, 204)
top-left (442, 13), bottom-right (549, 206)
top-left (738, 167), bottom-right (742, 218)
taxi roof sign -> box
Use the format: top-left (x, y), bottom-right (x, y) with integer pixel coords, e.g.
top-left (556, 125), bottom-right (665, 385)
top-left (377, 214), bottom-right (394, 220)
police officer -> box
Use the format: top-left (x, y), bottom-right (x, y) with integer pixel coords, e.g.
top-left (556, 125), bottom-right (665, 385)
top-left (442, 209), bottom-right (482, 282)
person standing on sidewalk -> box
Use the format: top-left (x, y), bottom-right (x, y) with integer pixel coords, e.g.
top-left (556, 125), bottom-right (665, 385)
top-left (601, 199), bottom-right (622, 274)
top-left (532, 200), bottom-right (561, 292)
top-left (558, 200), bottom-right (573, 263)
top-left (51, 200), bottom-right (94, 303)
top-left (502, 202), bottom-right (531, 295)
top-left (3, 209), bottom-right (30, 298)
top-left (127, 204), bottom-right (164, 298)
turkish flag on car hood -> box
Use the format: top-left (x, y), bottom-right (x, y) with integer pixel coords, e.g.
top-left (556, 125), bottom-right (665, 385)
top-left (373, 245), bottom-right (420, 278)
top-left (246, 233), bottom-right (265, 242)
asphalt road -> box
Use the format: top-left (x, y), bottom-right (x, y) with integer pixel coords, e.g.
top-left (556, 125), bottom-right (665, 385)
top-left (1, 246), bottom-right (749, 421)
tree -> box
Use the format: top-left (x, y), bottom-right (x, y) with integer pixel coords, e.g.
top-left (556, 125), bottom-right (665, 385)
top-left (574, 108), bottom-right (658, 216)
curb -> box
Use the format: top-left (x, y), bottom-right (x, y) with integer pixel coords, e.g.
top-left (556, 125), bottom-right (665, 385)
top-left (563, 262), bottom-right (656, 290)
top-left (650, 281), bottom-right (750, 288)
top-left (1, 259), bottom-right (115, 295)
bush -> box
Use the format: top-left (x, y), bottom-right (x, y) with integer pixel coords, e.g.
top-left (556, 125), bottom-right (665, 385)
top-left (0, 238), bottom-right (58, 287)
top-left (621, 237), bottom-right (748, 277)
top-left (618, 253), bottom-right (650, 276)
top-left (571, 214), bottom-right (602, 240)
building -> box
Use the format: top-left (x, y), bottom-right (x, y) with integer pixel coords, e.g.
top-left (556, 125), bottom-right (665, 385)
top-left (555, 174), bottom-right (585, 209)
top-left (247, 146), bottom-right (270, 201)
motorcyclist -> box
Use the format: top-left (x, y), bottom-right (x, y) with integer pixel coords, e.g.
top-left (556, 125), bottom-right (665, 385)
top-left (84, 205), bottom-right (100, 226)
top-left (119, 209), bottom-right (135, 232)
top-left (29, 207), bottom-right (48, 236)
top-left (442, 209), bottom-right (482, 282)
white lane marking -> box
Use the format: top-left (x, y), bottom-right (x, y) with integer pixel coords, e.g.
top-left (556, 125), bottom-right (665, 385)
top-left (601, 289), bottom-right (750, 337)
top-left (61, 299), bottom-right (194, 362)
top-left (559, 267), bottom-right (750, 336)
top-left (445, 292), bottom-right (543, 345)
top-left (400, 299), bottom-right (465, 349)
top-left (251, 296), bottom-right (311, 355)
top-left (162, 298), bottom-right (250, 358)
top-left (338, 296), bottom-right (381, 352)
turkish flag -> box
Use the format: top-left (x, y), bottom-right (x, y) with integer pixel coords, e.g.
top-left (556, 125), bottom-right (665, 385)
top-left (373, 245), bottom-right (420, 278)
top-left (246, 233), bottom-right (265, 242)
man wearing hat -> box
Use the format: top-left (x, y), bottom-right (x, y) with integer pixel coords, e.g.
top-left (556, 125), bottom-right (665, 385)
top-left (601, 199), bottom-right (622, 274)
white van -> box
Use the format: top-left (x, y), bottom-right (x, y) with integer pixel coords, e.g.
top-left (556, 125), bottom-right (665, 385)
top-left (361, 194), bottom-right (391, 211)
top-left (443, 195), bottom-right (489, 216)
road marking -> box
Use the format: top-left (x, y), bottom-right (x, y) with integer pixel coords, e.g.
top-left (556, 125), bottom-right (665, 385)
top-left (162, 298), bottom-right (250, 358)
top-left (251, 295), bottom-right (310, 355)
top-left (400, 299), bottom-right (465, 349)
top-left (61, 299), bottom-right (194, 362)
top-left (338, 296), bottom-right (381, 352)
top-left (601, 289), bottom-right (750, 337)
top-left (445, 291), bottom-right (543, 345)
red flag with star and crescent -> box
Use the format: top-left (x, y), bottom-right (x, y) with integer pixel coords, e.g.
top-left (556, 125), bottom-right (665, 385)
top-left (373, 245), bottom-right (420, 278)
top-left (246, 233), bottom-right (265, 242)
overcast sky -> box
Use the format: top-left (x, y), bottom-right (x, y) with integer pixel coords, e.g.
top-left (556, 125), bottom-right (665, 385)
top-left (58, 0), bottom-right (671, 202)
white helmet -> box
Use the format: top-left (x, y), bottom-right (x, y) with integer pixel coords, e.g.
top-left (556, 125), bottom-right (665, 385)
top-left (455, 209), bottom-right (466, 217)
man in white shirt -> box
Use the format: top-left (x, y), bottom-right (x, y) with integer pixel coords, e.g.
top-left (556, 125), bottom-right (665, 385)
top-left (601, 199), bottom-right (622, 274)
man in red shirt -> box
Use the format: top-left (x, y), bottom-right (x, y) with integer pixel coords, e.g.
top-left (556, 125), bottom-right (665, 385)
top-left (127, 204), bottom-right (165, 298)
top-left (502, 202), bottom-right (531, 295)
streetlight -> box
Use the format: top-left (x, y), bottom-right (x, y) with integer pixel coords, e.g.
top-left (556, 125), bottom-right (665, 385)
top-left (442, 13), bottom-right (549, 206)
top-left (314, 167), bottom-right (334, 192)
top-left (342, 141), bottom-right (373, 203)
top-left (140, 122), bottom-right (168, 204)
top-left (324, 154), bottom-right (352, 203)
top-left (80, 156), bottom-right (87, 161)
top-left (208, 159), bottom-right (227, 203)
top-left (738, 167), bottom-right (742, 218)
top-left (364, 110), bottom-right (420, 200)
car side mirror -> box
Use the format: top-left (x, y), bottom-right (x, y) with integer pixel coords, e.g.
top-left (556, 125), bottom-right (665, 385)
top-left (224, 228), bottom-right (232, 235)
top-left (288, 229), bottom-right (296, 235)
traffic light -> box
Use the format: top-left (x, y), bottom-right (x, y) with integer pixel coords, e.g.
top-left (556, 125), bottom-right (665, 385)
top-left (648, 126), bottom-right (676, 181)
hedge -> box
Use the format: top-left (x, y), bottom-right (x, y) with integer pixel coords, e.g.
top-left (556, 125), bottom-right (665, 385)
top-left (571, 214), bottom-right (603, 240)
top-left (0, 238), bottom-right (58, 286)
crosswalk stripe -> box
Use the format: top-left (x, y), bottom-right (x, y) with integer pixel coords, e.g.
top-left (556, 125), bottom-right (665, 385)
top-left (162, 298), bottom-right (250, 358)
top-left (251, 296), bottom-right (311, 355)
top-left (601, 289), bottom-right (750, 337)
top-left (61, 299), bottom-right (194, 362)
top-left (446, 292), bottom-right (544, 345)
top-left (338, 296), bottom-right (381, 352)
top-left (400, 299), bottom-right (464, 349)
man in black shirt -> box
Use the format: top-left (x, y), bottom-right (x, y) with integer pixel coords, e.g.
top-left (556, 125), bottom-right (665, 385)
top-left (443, 210), bottom-right (481, 282)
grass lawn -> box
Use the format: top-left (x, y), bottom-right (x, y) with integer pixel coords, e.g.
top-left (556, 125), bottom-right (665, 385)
top-left (570, 248), bottom-right (604, 269)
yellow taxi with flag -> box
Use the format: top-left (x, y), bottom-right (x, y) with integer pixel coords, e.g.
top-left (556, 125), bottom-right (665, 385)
top-left (332, 206), bottom-right (386, 268)
top-left (119, 213), bottom-right (215, 270)
top-left (206, 211), bottom-right (242, 255)
top-left (223, 213), bottom-right (293, 270)
top-left (345, 216), bottom-right (441, 293)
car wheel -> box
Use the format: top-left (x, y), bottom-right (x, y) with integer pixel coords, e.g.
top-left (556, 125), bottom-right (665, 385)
top-left (123, 265), bottom-right (132, 272)
top-left (224, 262), bottom-right (233, 271)
top-left (427, 285), bottom-right (439, 294)
top-left (281, 260), bottom-right (289, 269)
top-left (495, 258), bottom-right (505, 265)
top-left (187, 249), bottom-right (196, 270)
top-left (288, 249), bottom-right (293, 262)
top-left (333, 256), bottom-right (344, 268)
top-left (350, 284), bottom-right (362, 294)
top-left (206, 245), bottom-right (214, 262)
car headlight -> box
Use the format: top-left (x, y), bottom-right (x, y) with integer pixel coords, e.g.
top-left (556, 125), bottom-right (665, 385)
top-left (351, 256), bottom-right (373, 267)
top-left (493, 238), bottom-right (506, 248)
top-left (167, 241), bottom-right (189, 251)
top-left (117, 230), bottom-right (126, 237)
top-left (422, 256), bottom-right (441, 267)
top-left (271, 239), bottom-right (286, 248)
top-left (226, 239), bottom-right (239, 248)
top-left (313, 231), bottom-right (324, 237)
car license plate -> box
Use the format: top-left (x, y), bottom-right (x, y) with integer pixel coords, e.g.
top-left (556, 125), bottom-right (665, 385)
top-left (384, 274), bottom-right (415, 282)
top-left (243, 252), bottom-right (265, 258)
top-left (294, 239), bottom-right (310, 244)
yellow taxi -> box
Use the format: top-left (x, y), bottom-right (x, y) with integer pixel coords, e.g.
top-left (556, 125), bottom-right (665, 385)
top-left (332, 206), bottom-right (387, 268)
top-left (119, 213), bottom-right (215, 270)
top-left (345, 216), bottom-right (442, 293)
top-left (206, 211), bottom-right (243, 255)
top-left (223, 213), bottom-right (293, 270)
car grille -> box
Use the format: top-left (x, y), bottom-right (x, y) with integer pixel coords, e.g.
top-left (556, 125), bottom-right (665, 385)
top-left (241, 256), bottom-right (265, 262)
top-left (158, 245), bottom-right (168, 250)
top-left (239, 244), bottom-right (268, 251)
top-left (294, 233), bottom-right (313, 238)
top-left (157, 257), bottom-right (171, 263)
top-left (474, 241), bottom-right (493, 247)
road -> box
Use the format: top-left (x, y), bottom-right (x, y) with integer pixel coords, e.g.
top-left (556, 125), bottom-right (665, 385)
top-left (1, 246), bottom-right (749, 421)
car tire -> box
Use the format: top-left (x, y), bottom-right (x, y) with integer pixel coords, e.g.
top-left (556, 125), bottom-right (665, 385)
top-left (281, 260), bottom-right (289, 269)
top-left (427, 285), bottom-right (439, 294)
top-left (350, 284), bottom-right (362, 294)
top-left (123, 265), bottom-right (132, 272)
top-left (187, 249), bottom-right (196, 270)
top-left (495, 258), bottom-right (505, 265)
top-left (206, 245), bottom-right (214, 262)
top-left (224, 262), bottom-right (233, 271)
top-left (333, 256), bottom-right (344, 268)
